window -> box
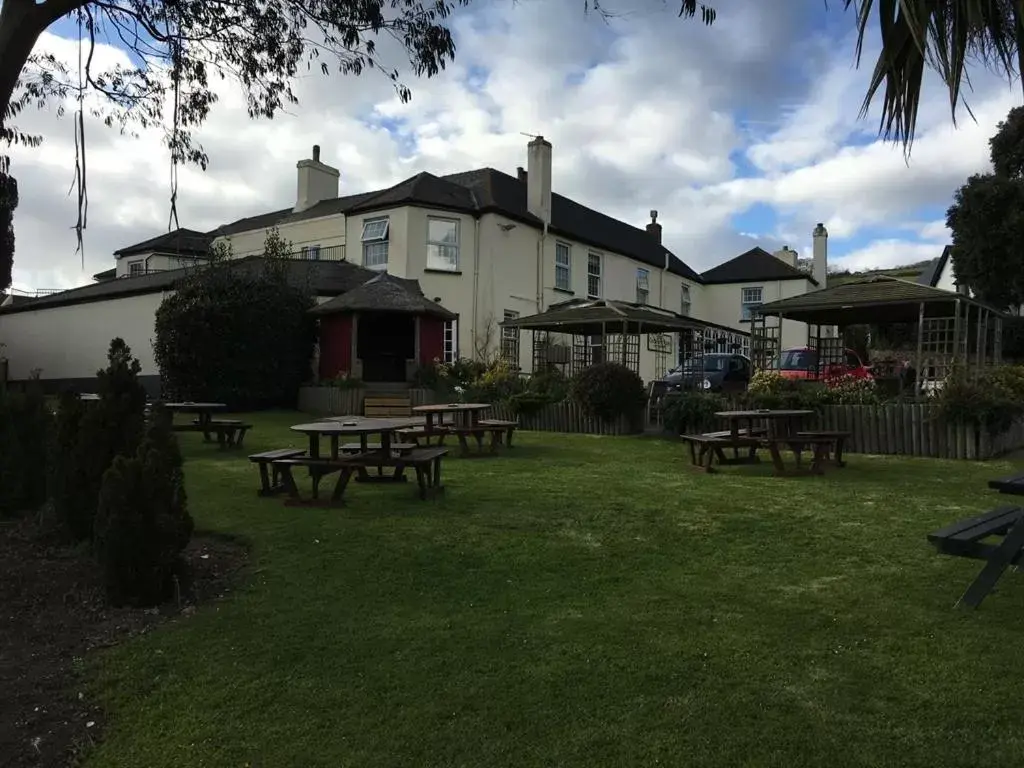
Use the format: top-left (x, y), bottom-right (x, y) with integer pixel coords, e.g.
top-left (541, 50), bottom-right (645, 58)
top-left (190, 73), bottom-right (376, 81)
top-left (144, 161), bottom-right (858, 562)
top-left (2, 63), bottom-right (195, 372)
top-left (680, 284), bottom-right (691, 316)
top-left (427, 217), bottom-right (459, 271)
top-left (361, 217), bottom-right (389, 270)
top-left (555, 242), bottom-right (572, 291)
top-left (128, 261), bottom-right (144, 277)
top-left (636, 268), bottom-right (650, 304)
top-left (588, 334), bottom-right (605, 365)
top-left (587, 253), bottom-right (602, 298)
top-left (300, 245), bottom-right (321, 261)
top-left (501, 310), bottom-right (521, 366)
top-left (443, 319), bottom-right (458, 363)
top-left (740, 286), bottom-right (763, 321)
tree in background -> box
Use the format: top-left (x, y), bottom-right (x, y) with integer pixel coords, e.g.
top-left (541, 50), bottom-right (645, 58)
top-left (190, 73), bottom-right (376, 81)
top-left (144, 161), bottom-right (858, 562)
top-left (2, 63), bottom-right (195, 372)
top-left (153, 229), bottom-right (316, 409)
top-left (947, 107), bottom-right (1024, 311)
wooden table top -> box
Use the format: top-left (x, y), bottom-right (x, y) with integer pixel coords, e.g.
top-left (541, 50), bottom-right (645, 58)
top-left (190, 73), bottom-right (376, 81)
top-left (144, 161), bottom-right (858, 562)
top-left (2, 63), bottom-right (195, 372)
top-left (715, 409), bottom-right (815, 419)
top-left (164, 402), bottom-right (227, 410)
top-left (290, 419), bottom-right (406, 435)
top-left (413, 403), bottom-right (491, 413)
top-left (321, 415), bottom-right (423, 428)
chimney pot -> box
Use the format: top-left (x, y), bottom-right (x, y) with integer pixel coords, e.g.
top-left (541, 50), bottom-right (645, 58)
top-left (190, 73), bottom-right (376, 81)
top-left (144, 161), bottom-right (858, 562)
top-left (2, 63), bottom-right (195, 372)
top-left (517, 166), bottom-right (527, 182)
top-left (645, 211), bottom-right (663, 244)
top-left (313, 144), bottom-right (320, 161)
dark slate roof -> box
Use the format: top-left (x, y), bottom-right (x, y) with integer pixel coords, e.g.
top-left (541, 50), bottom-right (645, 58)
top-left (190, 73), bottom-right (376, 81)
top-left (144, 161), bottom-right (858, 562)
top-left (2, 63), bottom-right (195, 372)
top-left (700, 247), bottom-right (817, 285)
top-left (311, 272), bottom-right (455, 319)
top-left (441, 169), bottom-right (702, 281)
top-left (0, 257), bottom-right (381, 314)
top-left (758, 275), bottom-right (1001, 325)
top-left (502, 298), bottom-right (729, 336)
top-left (114, 228), bottom-right (212, 257)
top-left (92, 267), bottom-right (116, 281)
top-left (348, 172), bottom-right (478, 215)
top-left (212, 190), bottom-right (380, 238)
top-left (916, 246), bottom-right (950, 286)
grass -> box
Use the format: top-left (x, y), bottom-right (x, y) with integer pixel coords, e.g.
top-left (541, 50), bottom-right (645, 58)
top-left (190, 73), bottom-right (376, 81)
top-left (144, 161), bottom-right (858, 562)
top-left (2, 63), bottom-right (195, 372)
top-left (84, 411), bottom-right (1024, 767)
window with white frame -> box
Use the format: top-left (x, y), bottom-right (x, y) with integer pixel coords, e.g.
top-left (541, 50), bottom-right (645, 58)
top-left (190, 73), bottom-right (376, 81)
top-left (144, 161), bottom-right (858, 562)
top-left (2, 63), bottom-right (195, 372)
top-left (740, 286), bottom-right (763, 322)
top-left (300, 244), bottom-right (321, 261)
top-left (501, 310), bottom-right (521, 366)
top-left (587, 252), bottom-right (602, 298)
top-left (361, 217), bottom-right (389, 270)
top-left (443, 319), bottom-right (458, 363)
top-left (427, 217), bottom-right (459, 271)
top-left (680, 284), bottom-right (691, 316)
top-left (128, 261), bottom-right (144, 277)
top-left (636, 268), bottom-right (650, 304)
top-left (555, 242), bottom-right (572, 291)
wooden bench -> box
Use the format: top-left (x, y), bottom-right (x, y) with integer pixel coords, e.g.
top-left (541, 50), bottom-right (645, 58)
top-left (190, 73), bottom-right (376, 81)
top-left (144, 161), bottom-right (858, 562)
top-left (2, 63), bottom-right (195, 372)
top-left (988, 472), bottom-right (1024, 495)
top-left (364, 395), bottom-right (412, 418)
top-left (478, 419), bottom-right (518, 447)
top-left (340, 442), bottom-right (417, 455)
top-left (928, 505), bottom-right (1024, 608)
top-left (795, 430), bottom-right (851, 467)
top-left (249, 448), bottom-right (306, 496)
top-left (680, 433), bottom-right (762, 472)
top-left (178, 418), bottom-right (252, 448)
top-left (449, 424), bottom-right (516, 455)
top-left (396, 426), bottom-right (448, 447)
top-left (271, 455), bottom-right (361, 504)
top-left (401, 447), bottom-right (448, 500)
top-left (761, 435), bottom-right (836, 476)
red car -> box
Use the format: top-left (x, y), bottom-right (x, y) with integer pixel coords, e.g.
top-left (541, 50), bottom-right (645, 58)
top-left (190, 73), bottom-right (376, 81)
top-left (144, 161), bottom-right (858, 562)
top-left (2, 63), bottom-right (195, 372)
top-left (769, 347), bottom-right (873, 382)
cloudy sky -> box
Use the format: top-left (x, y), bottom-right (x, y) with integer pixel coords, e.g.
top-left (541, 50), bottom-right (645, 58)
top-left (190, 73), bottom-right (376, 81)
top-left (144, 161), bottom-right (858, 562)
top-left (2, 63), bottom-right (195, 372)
top-left (6, 0), bottom-right (1022, 293)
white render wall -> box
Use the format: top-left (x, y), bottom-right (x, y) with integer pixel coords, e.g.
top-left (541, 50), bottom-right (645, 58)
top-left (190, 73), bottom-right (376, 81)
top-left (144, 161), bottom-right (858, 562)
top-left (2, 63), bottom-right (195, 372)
top-left (0, 293), bottom-right (165, 381)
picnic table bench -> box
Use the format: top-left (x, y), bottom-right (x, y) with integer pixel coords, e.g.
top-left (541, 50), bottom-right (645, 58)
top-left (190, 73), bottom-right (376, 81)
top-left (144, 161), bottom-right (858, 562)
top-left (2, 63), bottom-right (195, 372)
top-left (681, 430), bottom-right (763, 473)
top-left (249, 448), bottom-right (307, 496)
top-left (928, 504), bottom-right (1024, 608)
top-left (187, 418), bottom-right (253, 448)
top-left (272, 447), bottom-right (449, 505)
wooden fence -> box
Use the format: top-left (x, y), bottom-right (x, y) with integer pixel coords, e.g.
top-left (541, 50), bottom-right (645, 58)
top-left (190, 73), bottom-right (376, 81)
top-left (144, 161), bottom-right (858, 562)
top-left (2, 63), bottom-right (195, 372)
top-left (296, 387), bottom-right (436, 415)
top-left (682, 404), bottom-right (1024, 461)
top-left (487, 401), bottom-right (635, 436)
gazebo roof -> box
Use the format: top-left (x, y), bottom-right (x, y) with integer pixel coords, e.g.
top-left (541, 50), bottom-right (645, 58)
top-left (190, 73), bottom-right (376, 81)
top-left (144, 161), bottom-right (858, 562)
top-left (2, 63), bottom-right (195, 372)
top-left (757, 276), bottom-right (1005, 325)
top-left (310, 272), bottom-right (456, 319)
top-left (500, 298), bottom-right (733, 336)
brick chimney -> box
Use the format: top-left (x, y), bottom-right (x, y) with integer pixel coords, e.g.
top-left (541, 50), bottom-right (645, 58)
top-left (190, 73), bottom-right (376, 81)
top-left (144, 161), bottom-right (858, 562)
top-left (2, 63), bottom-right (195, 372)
top-left (526, 136), bottom-right (552, 224)
top-left (294, 144), bottom-right (340, 213)
top-left (645, 210), bottom-right (662, 244)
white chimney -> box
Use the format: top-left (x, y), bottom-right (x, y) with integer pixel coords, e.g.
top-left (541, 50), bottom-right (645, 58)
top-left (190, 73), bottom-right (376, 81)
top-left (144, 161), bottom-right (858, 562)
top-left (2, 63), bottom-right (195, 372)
top-left (294, 144), bottom-right (340, 213)
top-left (773, 245), bottom-right (798, 268)
top-left (812, 222), bottom-right (828, 288)
top-left (526, 135), bottom-right (552, 224)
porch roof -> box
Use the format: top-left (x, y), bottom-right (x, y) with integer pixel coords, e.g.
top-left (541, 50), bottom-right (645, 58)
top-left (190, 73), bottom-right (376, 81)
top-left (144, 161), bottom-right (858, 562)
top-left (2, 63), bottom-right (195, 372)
top-left (500, 298), bottom-right (722, 336)
top-left (757, 276), bottom-right (1005, 325)
top-left (310, 273), bottom-right (456, 320)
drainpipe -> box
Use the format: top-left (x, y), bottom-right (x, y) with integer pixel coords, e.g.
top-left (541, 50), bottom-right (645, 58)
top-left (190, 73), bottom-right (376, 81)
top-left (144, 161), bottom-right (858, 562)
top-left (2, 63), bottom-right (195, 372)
top-left (471, 215), bottom-right (482, 360)
top-left (536, 222), bottom-right (548, 312)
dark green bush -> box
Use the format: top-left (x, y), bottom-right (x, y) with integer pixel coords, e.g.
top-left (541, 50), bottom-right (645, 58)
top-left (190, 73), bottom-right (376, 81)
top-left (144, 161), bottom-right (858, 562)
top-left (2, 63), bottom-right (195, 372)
top-left (662, 391), bottom-right (726, 434)
top-left (94, 405), bottom-right (193, 607)
top-left (0, 381), bottom-right (51, 517)
top-left (935, 365), bottom-right (1024, 432)
top-left (570, 363), bottom-right (646, 423)
top-left (52, 339), bottom-right (147, 541)
top-left (154, 261), bottom-right (316, 409)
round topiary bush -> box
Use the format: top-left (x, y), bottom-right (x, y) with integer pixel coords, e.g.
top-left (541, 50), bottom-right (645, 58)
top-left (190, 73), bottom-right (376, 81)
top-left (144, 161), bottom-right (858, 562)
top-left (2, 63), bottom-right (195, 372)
top-left (569, 362), bottom-right (647, 424)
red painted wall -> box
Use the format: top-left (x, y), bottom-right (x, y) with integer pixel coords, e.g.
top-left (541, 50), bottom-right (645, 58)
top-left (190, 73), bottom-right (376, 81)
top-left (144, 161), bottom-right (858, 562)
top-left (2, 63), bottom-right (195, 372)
top-left (419, 316), bottom-right (445, 364)
top-left (318, 314), bottom-right (353, 380)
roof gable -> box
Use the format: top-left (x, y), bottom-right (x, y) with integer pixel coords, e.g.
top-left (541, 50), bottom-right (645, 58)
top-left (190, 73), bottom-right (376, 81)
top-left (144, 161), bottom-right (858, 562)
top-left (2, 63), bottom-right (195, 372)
top-left (311, 272), bottom-right (455, 319)
top-left (916, 245), bottom-right (951, 287)
top-left (700, 247), bottom-right (817, 285)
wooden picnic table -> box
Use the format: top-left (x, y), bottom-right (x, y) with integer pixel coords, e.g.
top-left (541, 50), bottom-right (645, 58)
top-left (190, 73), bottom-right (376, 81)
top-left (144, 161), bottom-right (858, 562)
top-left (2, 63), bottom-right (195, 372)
top-left (290, 418), bottom-right (416, 483)
top-left (164, 401), bottom-right (226, 432)
top-left (412, 402), bottom-right (491, 430)
top-left (412, 403), bottom-right (505, 456)
top-left (711, 409), bottom-right (826, 475)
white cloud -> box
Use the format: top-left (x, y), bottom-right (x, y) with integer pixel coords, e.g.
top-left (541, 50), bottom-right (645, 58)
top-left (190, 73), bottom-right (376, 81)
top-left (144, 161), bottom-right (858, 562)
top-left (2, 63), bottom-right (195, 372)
top-left (4, 0), bottom-right (1020, 293)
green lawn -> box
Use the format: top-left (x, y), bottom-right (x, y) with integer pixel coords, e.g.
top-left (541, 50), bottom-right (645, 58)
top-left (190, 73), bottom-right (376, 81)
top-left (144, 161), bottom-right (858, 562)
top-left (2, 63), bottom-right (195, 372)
top-left (85, 412), bottom-right (1024, 767)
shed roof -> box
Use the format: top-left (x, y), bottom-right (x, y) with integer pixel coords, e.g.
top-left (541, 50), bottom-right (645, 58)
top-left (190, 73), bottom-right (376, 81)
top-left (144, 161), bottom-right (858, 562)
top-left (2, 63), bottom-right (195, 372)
top-left (311, 272), bottom-right (456, 319)
top-left (757, 275), bottom-right (1003, 325)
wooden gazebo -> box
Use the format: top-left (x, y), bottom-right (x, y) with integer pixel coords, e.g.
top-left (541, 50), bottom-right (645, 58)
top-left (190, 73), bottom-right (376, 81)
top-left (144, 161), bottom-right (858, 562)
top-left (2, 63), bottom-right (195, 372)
top-left (500, 298), bottom-right (749, 378)
top-left (755, 276), bottom-right (1005, 394)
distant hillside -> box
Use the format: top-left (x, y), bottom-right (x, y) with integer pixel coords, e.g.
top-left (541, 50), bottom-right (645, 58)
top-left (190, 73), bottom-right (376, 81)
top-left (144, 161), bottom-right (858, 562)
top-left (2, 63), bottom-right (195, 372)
top-left (793, 258), bottom-right (933, 287)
